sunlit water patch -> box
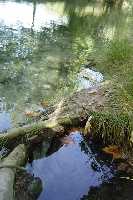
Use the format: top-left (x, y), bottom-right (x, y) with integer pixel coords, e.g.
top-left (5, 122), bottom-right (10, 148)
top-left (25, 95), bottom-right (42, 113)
top-left (0, 1), bottom-right (67, 30)
top-left (0, 0), bottom-right (106, 126)
top-left (76, 68), bottom-right (104, 90)
top-left (26, 131), bottom-right (113, 200)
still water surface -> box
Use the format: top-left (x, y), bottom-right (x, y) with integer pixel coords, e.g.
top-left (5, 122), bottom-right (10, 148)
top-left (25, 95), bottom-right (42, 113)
top-left (0, 0), bottom-right (132, 127)
top-left (0, 1), bottom-right (133, 199)
top-left (27, 131), bottom-right (113, 200)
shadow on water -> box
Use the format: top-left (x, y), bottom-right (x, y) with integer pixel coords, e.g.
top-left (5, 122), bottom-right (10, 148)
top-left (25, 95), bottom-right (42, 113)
top-left (81, 177), bottom-right (133, 200)
top-left (26, 131), bottom-right (113, 200)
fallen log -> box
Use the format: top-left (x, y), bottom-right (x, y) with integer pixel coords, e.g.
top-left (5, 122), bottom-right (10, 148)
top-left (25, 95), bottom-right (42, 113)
top-left (0, 87), bottom-right (105, 147)
top-left (0, 85), bottom-right (132, 153)
top-left (0, 120), bottom-right (64, 148)
top-left (0, 144), bottom-right (26, 200)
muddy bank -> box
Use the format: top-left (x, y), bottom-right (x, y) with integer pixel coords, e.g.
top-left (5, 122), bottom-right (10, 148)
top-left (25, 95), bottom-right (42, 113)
top-left (48, 84), bottom-right (108, 123)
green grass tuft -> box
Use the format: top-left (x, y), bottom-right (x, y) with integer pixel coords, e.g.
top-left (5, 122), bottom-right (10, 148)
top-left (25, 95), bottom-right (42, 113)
top-left (106, 39), bottom-right (133, 64)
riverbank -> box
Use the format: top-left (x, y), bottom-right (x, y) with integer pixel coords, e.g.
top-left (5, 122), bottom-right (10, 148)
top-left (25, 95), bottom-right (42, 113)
top-left (0, 79), bottom-right (133, 199)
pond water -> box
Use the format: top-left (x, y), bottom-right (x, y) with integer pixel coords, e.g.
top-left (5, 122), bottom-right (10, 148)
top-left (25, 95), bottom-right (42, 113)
top-left (26, 131), bottom-right (113, 200)
top-left (0, 1), bottom-right (133, 199)
top-left (0, 0), bottom-right (132, 127)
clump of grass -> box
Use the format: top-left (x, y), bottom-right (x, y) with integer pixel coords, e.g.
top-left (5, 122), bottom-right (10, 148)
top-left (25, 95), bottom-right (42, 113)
top-left (89, 111), bottom-right (132, 152)
top-left (106, 39), bottom-right (133, 64)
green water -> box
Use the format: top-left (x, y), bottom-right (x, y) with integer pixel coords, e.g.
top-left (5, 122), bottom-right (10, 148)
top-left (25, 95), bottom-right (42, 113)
top-left (0, 1), bottom-right (133, 200)
top-left (0, 0), bottom-right (133, 125)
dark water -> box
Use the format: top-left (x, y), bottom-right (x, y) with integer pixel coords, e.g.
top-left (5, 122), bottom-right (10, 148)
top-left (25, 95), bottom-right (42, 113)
top-left (0, 0), bottom-right (132, 126)
top-left (26, 132), bottom-right (113, 200)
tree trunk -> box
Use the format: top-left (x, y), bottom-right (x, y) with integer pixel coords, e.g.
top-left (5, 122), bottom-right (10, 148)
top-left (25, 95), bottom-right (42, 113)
top-left (0, 121), bottom-right (64, 147)
top-left (0, 144), bottom-right (26, 200)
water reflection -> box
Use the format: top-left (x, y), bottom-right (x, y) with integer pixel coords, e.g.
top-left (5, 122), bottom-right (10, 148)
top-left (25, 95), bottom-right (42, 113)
top-left (0, 1), bottom-right (132, 199)
top-left (0, 98), bottom-right (11, 132)
top-left (0, 0), bottom-right (132, 125)
top-left (26, 132), bottom-right (113, 200)
top-left (0, 112), bottom-right (11, 132)
top-left (0, 1), bottom-right (67, 30)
